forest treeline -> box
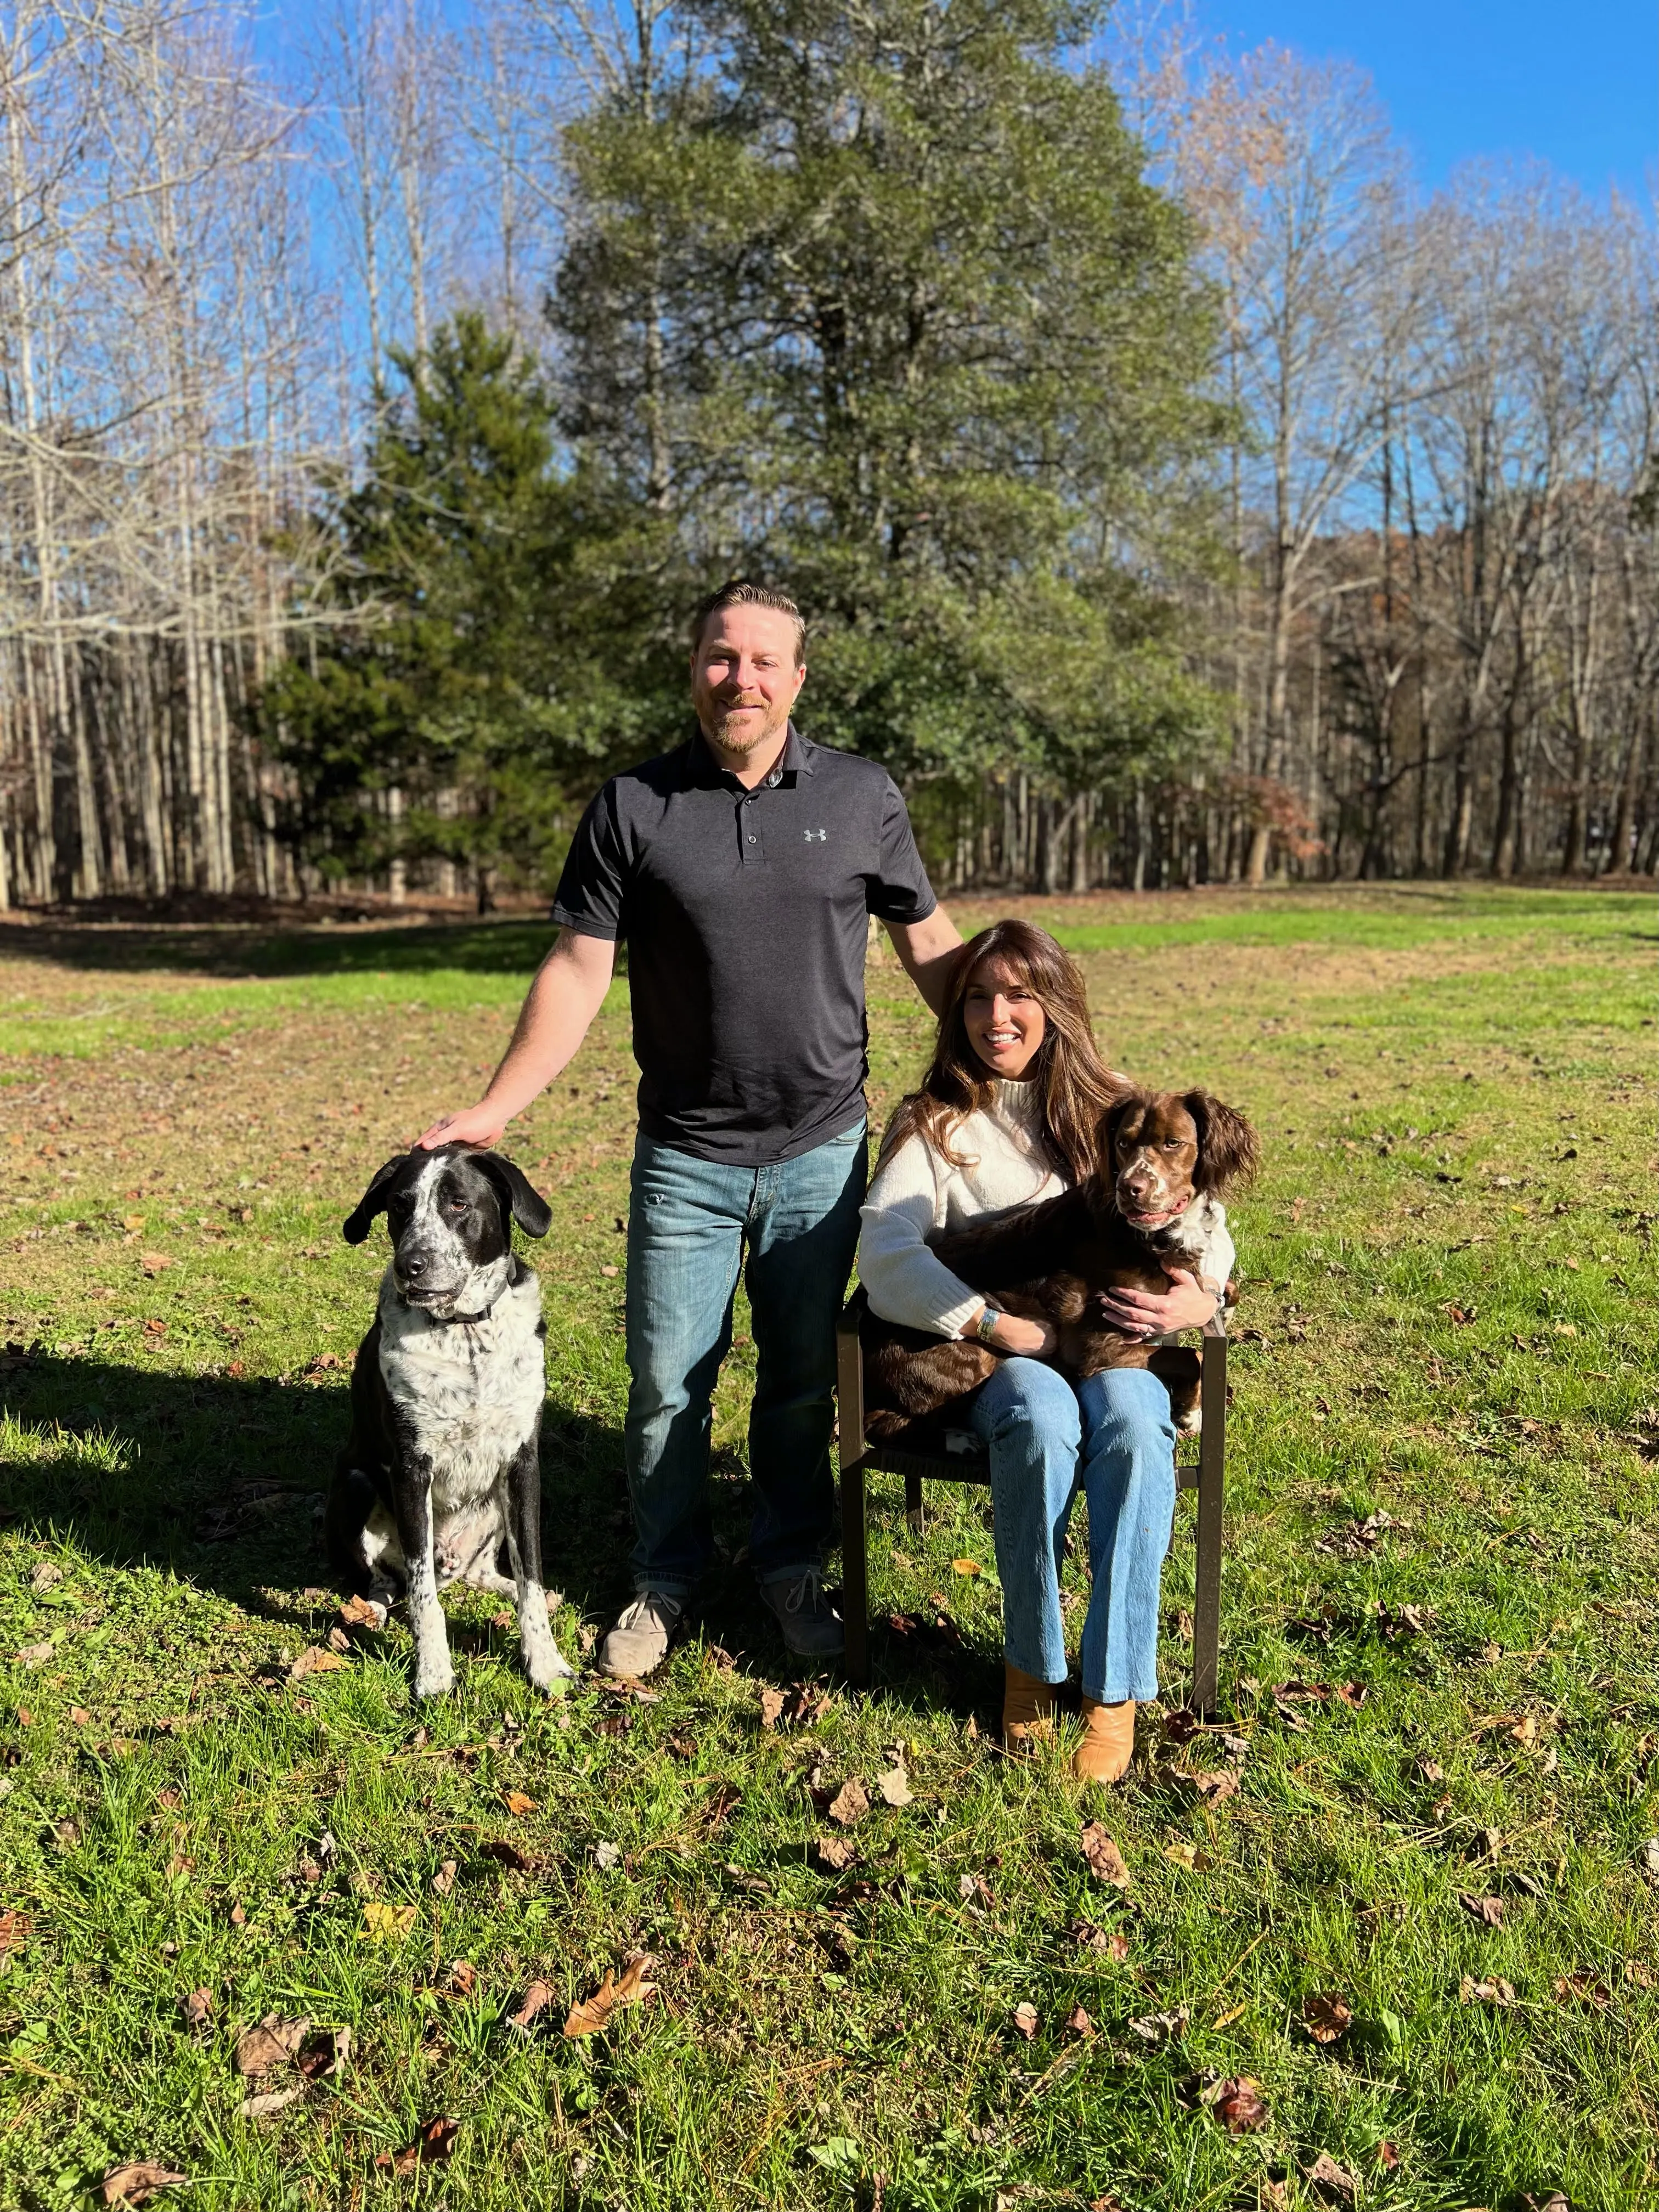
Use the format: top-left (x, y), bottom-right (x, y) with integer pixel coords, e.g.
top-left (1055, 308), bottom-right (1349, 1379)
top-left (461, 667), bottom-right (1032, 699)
top-left (2, 0), bottom-right (1654, 909)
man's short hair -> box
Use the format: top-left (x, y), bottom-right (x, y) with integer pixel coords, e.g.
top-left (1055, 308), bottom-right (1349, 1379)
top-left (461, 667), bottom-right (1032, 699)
top-left (689, 579), bottom-right (806, 665)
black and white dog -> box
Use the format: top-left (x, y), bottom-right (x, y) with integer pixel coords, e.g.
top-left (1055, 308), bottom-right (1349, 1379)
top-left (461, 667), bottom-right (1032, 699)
top-left (325, 1144), bottom-right (575, 1700)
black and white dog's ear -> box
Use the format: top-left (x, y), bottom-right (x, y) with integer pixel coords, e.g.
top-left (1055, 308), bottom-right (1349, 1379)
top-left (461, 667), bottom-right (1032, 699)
top-left (343, 1156), bottom-right (409, 1245)
top-left (476, 1150), bottom-right (553, 1240)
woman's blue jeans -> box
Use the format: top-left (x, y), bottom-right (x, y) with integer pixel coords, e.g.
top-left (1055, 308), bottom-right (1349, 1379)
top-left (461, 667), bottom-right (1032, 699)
top-left (622, 1122), bottom-right (867, 1598)
top-left (969, 1358), bottom-right (1177, 1704)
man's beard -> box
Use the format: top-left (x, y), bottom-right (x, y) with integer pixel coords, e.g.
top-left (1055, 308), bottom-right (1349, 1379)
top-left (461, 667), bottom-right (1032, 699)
top-left (703, 696), bottom-right (790, 754)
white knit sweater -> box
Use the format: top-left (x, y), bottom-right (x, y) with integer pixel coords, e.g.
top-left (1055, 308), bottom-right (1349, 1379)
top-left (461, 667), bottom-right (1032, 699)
top-left (858, 1080), bottom-right (1236, 1340)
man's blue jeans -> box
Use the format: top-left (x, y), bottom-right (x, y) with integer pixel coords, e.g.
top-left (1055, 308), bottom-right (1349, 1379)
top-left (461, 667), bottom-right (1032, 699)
top-left (623, 1122), bottom-right (868, 1598)
top-left (969, 1358), bottom-right (1177, 1704)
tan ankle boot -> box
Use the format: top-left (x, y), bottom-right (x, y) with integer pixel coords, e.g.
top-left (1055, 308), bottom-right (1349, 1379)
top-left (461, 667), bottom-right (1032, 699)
top-left (1074, 1696), bottom-right (1136, 1784)
top-left (1002, 1662), bottom-right (1060, 1750)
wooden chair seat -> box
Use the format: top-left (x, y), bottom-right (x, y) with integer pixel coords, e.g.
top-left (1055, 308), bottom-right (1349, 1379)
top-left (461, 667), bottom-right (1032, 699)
top-left (836, 1311), bottom-right (1228, 1711)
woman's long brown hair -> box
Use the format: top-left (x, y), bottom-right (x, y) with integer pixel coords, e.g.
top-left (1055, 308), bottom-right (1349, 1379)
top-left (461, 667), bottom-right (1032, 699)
top-left (878, 919), bottom-right (1119, 1183)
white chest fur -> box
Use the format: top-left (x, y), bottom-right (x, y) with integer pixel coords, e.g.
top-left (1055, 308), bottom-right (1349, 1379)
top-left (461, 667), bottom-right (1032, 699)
top-left (378, 1263), bottom-right (545, 1505)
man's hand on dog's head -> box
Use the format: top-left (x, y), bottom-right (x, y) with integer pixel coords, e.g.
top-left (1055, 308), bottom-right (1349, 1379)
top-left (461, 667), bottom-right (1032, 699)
top-left (418, 1103), bottom-right (508, 1152)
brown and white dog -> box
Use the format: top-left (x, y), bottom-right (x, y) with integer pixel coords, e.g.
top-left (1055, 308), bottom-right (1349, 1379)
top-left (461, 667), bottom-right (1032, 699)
top-left (861, 1087), bottom-right (1258, 1438)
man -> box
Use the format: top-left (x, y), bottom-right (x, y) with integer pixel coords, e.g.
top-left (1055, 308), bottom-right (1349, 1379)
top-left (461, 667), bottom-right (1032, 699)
top-left (421, 581), bottom-right (961, 1673)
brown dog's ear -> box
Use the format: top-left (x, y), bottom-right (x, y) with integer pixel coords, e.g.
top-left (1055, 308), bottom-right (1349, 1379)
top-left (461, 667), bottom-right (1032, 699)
top-left (1183, 1092), bottom-right (1260, 1194)
top-left (1093, 1086), bottom-right (1142, 1176)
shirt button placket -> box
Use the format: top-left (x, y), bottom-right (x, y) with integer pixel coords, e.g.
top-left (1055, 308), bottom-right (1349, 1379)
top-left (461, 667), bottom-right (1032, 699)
top-left (741, 792), bottom-right (762, 867)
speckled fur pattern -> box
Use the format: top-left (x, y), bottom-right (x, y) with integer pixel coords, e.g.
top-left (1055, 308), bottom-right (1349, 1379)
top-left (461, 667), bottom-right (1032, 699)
top-left (326, 1145), bottom-right (573, 1700)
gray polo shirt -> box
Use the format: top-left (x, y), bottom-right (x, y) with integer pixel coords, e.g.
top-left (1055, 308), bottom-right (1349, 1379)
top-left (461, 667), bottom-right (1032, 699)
top-left (551, 725), bottom-right (938, 1165)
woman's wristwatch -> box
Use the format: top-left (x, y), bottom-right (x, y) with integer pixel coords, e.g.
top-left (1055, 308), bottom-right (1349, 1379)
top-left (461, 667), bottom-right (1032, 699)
top-left (975, 1304), bottom-right (1003, 1346)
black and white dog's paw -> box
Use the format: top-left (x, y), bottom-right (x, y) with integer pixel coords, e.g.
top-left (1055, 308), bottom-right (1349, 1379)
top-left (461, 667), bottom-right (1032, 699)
top-left (518, 1592), bottom-right (577, 1694)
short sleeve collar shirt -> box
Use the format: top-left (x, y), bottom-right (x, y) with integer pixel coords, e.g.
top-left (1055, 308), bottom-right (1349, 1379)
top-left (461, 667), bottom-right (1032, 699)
top-left (551, 725), bottom-right (937, 1164)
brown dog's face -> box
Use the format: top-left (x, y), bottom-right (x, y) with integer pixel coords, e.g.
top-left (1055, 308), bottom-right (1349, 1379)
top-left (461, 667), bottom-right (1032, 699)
top-left (1099, 1086), bottom-right (1260, 1227)
top-left (1109, 1094), bottom-right (1202, 1227)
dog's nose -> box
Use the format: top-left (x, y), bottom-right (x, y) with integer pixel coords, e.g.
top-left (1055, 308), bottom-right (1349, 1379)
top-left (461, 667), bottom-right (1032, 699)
top-left (402, 1250), bottom-right (431, 1279)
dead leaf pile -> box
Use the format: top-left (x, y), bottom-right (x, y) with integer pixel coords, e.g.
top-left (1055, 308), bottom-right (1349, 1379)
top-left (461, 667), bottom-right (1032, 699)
top-left (759, 1683), bottom-right (832, 1731)
top-left (563, 1951), bottom-right (657, 2039)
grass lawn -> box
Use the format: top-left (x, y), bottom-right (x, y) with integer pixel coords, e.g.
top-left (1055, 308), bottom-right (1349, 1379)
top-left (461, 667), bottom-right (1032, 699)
top-left (0, 883), bottom-right (1654, 2211)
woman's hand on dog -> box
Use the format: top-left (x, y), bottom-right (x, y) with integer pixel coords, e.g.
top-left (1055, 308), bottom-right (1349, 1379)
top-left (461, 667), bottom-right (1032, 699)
top-left (961, 1306), bottom-right (1058, 1358)
top-left (1091, 1267), bottom-right (1218, 1339)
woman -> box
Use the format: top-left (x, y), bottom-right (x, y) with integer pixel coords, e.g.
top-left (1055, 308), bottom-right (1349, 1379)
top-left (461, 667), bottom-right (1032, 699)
top-left (857, 919), bottom-right (1233, 1784)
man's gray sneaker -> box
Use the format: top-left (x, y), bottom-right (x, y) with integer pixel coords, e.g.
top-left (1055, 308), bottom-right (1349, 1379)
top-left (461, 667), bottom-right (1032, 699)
top-left (760, 1569), bottom-right (845, 1660)
top-left (599, 1591), bottom-right (684, 1679)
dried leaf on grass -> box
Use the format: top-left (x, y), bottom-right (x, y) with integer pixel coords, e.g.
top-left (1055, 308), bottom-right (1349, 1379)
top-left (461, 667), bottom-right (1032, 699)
top-left (431, 1860), bottom-right (458, 1897)
top-left (1079, 1822), bottom-right (1130, 1888)
top-left (297, 2026), bottom-right (351, 2081)
top-left (1460, 1974), bottom-right (1516, 2006)
top-left (877, 1765), bottom-right (913, 1808)
top-left (814, 1836), bottom-right (858, 1874)
top-left (238, 2085), bottom-right (303, 2119)
top-left (1064, 2004), bottom-right (1094, 2039)
top-left (478, 1840), bottom-right (537, 1874)
top-left (507, 1979), bottom-right (557, 2031)
top-left (1011, 2001), bottom-right (1039, 2040)
top-left (1184, 1769), bottom-right (1239, 1803)
top-left (1301, 1994), bottom-right (1352, 2044)
top-left (827, 1779), bottom-right (869, 1828)
top-left (178, 1988), bottom-right (213, 2033)
top-left (1163, 1841), bottom-right (1215, 1872)
top-left (101, 2164), bottom-right (187, 2207)
top-left (1304, 2152), bottom-right (1358, 2201)
top-left (1460, 1892), bottom-right (1505, 1927)
top-left (375, 2118), bottom-right (459, 2175)
top-left (759, 1683), bottom-right (832, 1732)
top-left (337, 1594), bottom-right (385, 1630)
top-left (1212, 2076), bottom-right (1268, 2132)
top-left (288, 1646), bottom-right (349, 1682)
top-left (563, 1951), bottom-right (657, 2039)
top-left (502, 1790), bottom-right (537, 1817)
top-left (234, 2014), bottom-right (309, 2076)
top-left (1126, 2006), bottom-right (1188, 2044)
top-left (951, 1558), bottom-right (981, 1577)
top-left (0, 1910), bottom-right (30, 1955)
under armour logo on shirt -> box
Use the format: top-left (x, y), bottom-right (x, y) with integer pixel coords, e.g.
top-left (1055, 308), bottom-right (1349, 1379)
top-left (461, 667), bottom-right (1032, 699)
top-left (803, 828), bottom-right (827, 842)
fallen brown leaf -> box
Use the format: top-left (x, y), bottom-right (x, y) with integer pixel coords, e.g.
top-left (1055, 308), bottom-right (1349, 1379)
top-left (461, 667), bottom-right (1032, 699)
top-left (502, 1789), bottom-right (537, 1816)
top-left (375, 2118), bottom-right (459, 2176)
top-left (1064, 2004), bottom-right (1094, 2039)
top-left (238, 2086), bottom-right (302, 2119)
top-left (1304, 2152), bottom-right (1358, 2202)
top-left (337, 1594), bottom-right (385, 1629)
top-left (827, 1779), bottom-right (869, 1827)
top-left (1376, 2141), bottom-right (1400, 2171)
top-left (507, 1979), bottom-right (557, 2030)
top-left (1301, 1993), bottom-right (1353, 2044)
top-left (1553, 1972), bottom-right (1612, 2008)
top-left (1163, 1841), bottom-right (1215, 1871)
top-left (478, 1840), bottom-right (536, 1873)
top-left (1011, 2000), bottom-right (1039, 2040)
top-left (233, 2014), bottom-right (309, 2076)
top-left (1213, 2075), bottom-right (1268, 2133)
top-left (287, 1646), bottom-right (349, 1681)
top-left (758, 1686), bottom-right (787, 1729)
top-left (447, 1960), bottom-right (477, 1996)
top-left (431, 1860), bottom-right (458, 1897)
top-left (1079, 1822), bottom-right (1131, 1888)
top-left (139, 1252), bottom-right (173, 1276)
top-left (951, 1558), bottom-right (981, 1577)
top-left (296, 2025), bottom-right (351, 2080)
top-left (178, 1988), bottom-right (213, 2034)
top-left (1459, 1892), bottom-right (1505, 1927)
top-left (1460, 1974), bottom-right (1516, 2006)
top-left (876, 1764), bottom-right (913, 1808)
top-left (101, 2163), bottom-right (187, 2206)
top-left (814, 1836), bottom-right (857, 1874)
top-left (0, 1910), bottom-right (31, 1955)
top-left (1186, 1769), bottom-right (1239, 1803)
top-left (1126, 2006), bottom-right (1189, 2043)
top-left (563, 1951), bottom-right (657, 2038)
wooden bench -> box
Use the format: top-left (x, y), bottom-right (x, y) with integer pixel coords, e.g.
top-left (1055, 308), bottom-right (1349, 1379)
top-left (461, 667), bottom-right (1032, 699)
top-left (835, 1312), bottom-right (1229, 1711)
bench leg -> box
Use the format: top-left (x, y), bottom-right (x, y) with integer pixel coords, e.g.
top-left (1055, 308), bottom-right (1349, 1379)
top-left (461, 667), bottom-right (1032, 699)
top-left (840, 1459), bottom-right (871, 1687)
top-left (1190, 1335), bottom-right (1226, 1714)
top-left (905, 1469), bottom-right (923, 1532)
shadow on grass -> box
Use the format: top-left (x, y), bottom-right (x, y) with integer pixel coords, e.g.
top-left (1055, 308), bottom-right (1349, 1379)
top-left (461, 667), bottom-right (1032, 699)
top-left (0, 915), bottom-right (561, 981)
top-left (0, 1350), bottom-right (989, 1707)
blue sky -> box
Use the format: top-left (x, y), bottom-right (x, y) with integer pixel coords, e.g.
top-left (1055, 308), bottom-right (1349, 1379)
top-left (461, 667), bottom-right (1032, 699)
top-left (1208, 0), bottom-right (1654, 203)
